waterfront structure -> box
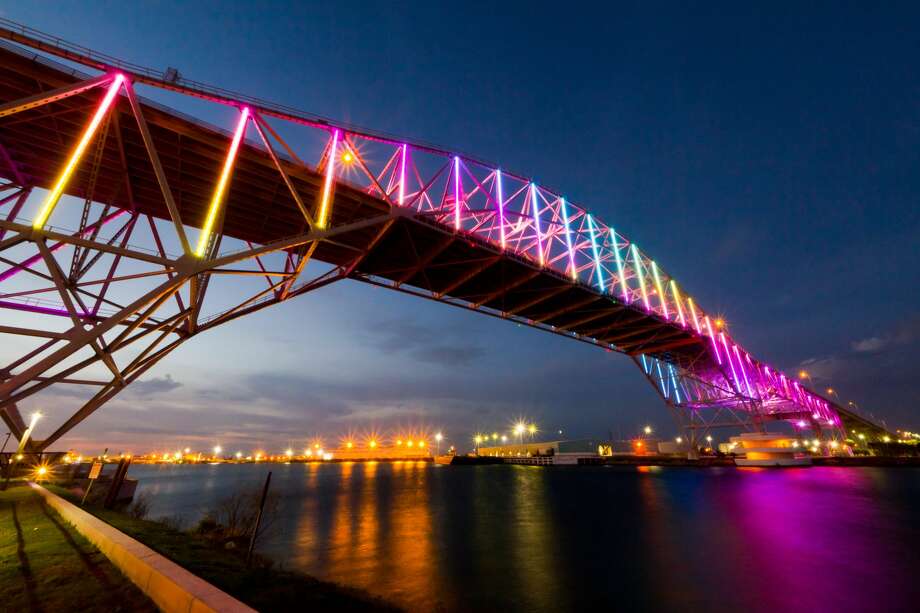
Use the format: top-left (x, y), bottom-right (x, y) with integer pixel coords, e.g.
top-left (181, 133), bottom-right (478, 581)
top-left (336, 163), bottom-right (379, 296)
top-left (477, 439), bottom-right (601, 464)
top-left (730, 433), bottom-right (812, 467)
top-left (0, 20), bottom-right (890, 453)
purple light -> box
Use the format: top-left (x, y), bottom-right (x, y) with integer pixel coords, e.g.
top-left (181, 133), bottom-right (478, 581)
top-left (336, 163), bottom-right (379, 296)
top-left (453, 156), bottom-right (461, 230)
top-left (720, 333), bottom-right (744, 395)
top-left (705, 316), bottom-right (722, 365)
top-left (560, 197), bottom-right (576, 279)
top-left (496, 169), bottom-right (506, 248)
top-left (531, 183), bottom-right (544, 265)
top-left (398, 143), bottom-right (408, 207)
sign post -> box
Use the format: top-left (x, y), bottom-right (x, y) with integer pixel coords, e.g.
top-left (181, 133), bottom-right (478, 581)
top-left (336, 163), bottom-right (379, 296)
top-left (81, 448), bottom-right (107, 505)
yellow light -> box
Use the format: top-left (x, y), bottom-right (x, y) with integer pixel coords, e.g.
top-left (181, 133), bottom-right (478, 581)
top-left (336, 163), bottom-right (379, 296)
top-left (514, 423), bottom-right (526, 435)
top-left (369, 440), bottom-right (377, 448)
top-left (798, 370), bottom-right (809, 379)
top-left (33, 75), bottom-right (125, 228)
top-left (317, 448), bottom-right (324, 456)
top-left (474, 435), bottom-right (482, 444)
top-left (213, 445), bottom-right (222, 455)
top-left (342, 150), bottom-right (354, 164)
top-left (830, 441), bottom-right (839, 448)
top-left (714, 318), bottom-right (724, 328)
top-left (858, 433), bottom-right (866, 440)
top-left (305, 449), bottom-right (313, 457)
top-left (419, 441), bottom-right (426, 448)
top-left (285, 448), bottom-right (293, 457)
top-left (317, 129), bottom-right (340, 229)
top-left (882, 436), bottom-right (891, 443)
top-left (195, 107), bottom-right (250, 256)
top-left (16, 454), bottom-right (23, 460)
top-left (643, 425), bottom-right (652, 435)
top-left (407, 440), bottom-right (414, 448)
top-left (528, 424), bottom-right (537, 435)
top-left (491, 432), bottom-right (498, 440)
top-left (235, 451), bottom-right (242, 459)
top-left (346, 441), bottom-right (353, 449)
top-left (396, 439), bottom-right (403, 446)
top-left (184, 447), bottom-right (190, 453)
top-left (435, 433), bottom-right (443, 442)
top-left (676, 437), bottom-right (683, 444)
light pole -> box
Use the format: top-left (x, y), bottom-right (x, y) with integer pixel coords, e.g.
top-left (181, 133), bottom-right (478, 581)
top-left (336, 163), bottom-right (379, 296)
top-left (435, 432), bottom-right (443, 455)
top-left (514, 422), bottom-right (525, 453)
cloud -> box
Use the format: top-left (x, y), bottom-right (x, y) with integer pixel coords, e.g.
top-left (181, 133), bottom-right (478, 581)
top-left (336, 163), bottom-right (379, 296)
top-left (364, 319), bottom-right (486, 367)
top-left (130, 374), bottom-right (182, 396)
top-left (852, 336), bottom-right (887, 353)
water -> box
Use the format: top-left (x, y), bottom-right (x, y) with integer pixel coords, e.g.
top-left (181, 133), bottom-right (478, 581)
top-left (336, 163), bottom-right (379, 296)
top-left (127, 462), bottom-right (920, 612)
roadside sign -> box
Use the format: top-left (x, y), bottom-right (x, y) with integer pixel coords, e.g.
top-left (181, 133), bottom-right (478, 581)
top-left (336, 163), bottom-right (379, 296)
top-left (88, 462), bottom-right (103, 480)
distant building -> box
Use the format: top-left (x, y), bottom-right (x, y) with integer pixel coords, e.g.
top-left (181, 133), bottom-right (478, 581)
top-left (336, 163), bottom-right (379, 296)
top-left (476, 439), bottom-right (602, 464)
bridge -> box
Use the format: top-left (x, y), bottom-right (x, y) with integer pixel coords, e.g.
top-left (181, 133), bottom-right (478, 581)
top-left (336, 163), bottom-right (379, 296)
top-left (0, 20), bottom-right (887, 453)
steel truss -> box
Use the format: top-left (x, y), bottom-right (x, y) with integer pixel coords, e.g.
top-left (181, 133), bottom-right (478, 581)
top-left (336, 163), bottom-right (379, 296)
top-left (0, 21), bottom-right (852, 449)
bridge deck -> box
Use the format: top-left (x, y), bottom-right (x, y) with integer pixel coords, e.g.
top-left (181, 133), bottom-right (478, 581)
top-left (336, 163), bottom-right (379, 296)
top-left (0, 43), bottom-right (703, 363)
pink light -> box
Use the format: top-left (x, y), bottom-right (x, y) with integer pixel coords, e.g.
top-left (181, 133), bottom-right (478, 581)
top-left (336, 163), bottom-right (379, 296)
top-left (33, 74), bottom-right (125, 228)
top-left (687, 298), bottom-right (702, 334)
top-left (797, 420), bottom-right (807, 428)
top-left (704, 316), bottom-right (722, 364)
top-left (720, 333), bottom-right (743, 394)
top-left (318, 128), bottom-right (339, 228)
top-left (732, 344), bottom-right (754, 397)
top-left (453, 156), bottom-right (461, 230)
top-left (496, 169), bottom-right (506, 248)
top-left (398, 144), bottom-right (408, 207)
top-left (560, 197), bottom-right (576, 279)
top-left (531, 183), bottom-right (544, 265)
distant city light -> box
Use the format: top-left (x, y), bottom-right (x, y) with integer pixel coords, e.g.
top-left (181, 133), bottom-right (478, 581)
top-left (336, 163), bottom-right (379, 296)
top-left (643, 425), bottom-right (652, 435)
top-left (213, 445), bottom-right (222, 455)
top-left (235, 451), bottom-right (242, 459)
top-left (435, 433), bottom-right (443, 442)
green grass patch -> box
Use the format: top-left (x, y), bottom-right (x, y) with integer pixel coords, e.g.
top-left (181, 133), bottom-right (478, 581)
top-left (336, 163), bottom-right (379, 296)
top-left (47, 484), bottom-right (401, 612)
top-left (0, 484), bottom-right (156, 612)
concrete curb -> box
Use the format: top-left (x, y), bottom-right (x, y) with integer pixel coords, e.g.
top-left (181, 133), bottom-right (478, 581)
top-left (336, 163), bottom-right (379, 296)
top-left (29, 482), bottom-right (257, 613)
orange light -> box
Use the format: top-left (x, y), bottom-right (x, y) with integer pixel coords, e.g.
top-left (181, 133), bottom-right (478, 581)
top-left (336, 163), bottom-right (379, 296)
top-left (798, 370), bottom-right (809, 379)
top-left (369, 440), bottom-right (377, 448)
top-left (419, 441), bottom-right (425, 448)
top-left (407, 440), bottom-right (414, 448)
top-left (715, 318), bottom-right (724, 328)
top-left (396, 439), bottom-right (403, 446)
top-left (346, 441), bottom-right (353, 449)
top-left (342, 151), bottom-right (354, 164)
top-left (34, 74), bottom-right (125, 228)
top-left (195, 107), bottom-right (250, 256)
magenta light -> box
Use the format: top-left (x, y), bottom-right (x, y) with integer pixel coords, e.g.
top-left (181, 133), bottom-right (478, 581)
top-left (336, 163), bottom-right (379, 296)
top-left (495, 169), bottom-right (507, 248)
top-left (797, 420), bottom-right (807, 428)
top-left (720, 333), bottom-right (743, 395)
top-left (531, 183), bottom-right (544, 265)
top-left (453, 156), bottom-right (461, 230)
top-left (398, 143), bottom-right (408, 207)
top-left (732, 343), bottom-right (754, 397)
top-left (704, 316), bottom-right (722, 365)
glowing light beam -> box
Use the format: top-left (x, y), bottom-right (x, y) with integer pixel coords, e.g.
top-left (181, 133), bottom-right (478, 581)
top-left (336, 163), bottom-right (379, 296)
top-left (586, 214), bottom-right (604, 291)
top-left (631, 244), bottom-right (650, 311)
top-left (560, 197), bottom-right (576, 279)
top-left (33, 74), bottom-right (125, 229)
top-left (317, 128), bottom-right (339, 229)
top-left (195, 106), bottom-right (249, 256)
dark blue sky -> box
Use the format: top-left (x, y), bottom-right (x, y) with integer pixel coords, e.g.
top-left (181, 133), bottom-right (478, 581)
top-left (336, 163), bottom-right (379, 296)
top-left (5, 2), bottom-right (919, 452)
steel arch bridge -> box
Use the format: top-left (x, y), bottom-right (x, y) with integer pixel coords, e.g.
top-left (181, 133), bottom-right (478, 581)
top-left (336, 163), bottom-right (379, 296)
top-left (0, 21), bottom-right (885, 453)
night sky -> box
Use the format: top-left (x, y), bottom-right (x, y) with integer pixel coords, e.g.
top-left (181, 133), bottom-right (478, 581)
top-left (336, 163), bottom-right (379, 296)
top-left (4, 2), bottom-right (919, 453)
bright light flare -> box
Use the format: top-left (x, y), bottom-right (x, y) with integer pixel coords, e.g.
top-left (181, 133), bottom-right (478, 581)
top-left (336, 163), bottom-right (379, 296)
top-left (195, 106), bottom-right (249, 256)
top-left (496, 169), bottom-right (506, 248)
top-left (586, 214), bottom-right (604, 291)
top-left (631, 244), bottom-right (650, 311)
top-left (33, 74), bottom-right (125, 229)
top-left (318, 129), bottom-right (340, 228)
top-left (530, 183), bottom-right (544, 265)
top-left (650, 261), bottom-right (669, 319)
top-left (561, 197), bottom-right (576, 279)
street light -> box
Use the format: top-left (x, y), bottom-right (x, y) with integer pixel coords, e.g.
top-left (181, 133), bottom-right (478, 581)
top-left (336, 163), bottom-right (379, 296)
top-left (643, 425), bottom-right (652, 435)
top-left (435, 432), bottom-right (443, 455)
top-left (213, 445), bottom-right (222, 456)
top-left (514, 422), bottom-right (526, 451)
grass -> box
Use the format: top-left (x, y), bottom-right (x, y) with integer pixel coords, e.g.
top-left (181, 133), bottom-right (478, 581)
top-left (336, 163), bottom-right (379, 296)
top-left (47, 484), bottom-right (401, 612)
top-left (0, 483), bottom-right (157, 613)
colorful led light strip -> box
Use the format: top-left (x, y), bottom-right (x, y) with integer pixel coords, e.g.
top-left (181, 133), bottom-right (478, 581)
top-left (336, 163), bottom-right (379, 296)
top-left (318, 128), bottom-right (339, 229)
top-left (398, 143), bottom-right (408, 207)
top-left (560, 197), bottom-right (576, 279)
top-left (669, 364), bottom-right (682, 403)
top-left (650, 261), bottom-right (669, 320)
top-left (630, 244), bottom-right (650, 311)
top-left (655, 360), bottom-right (668, 398)
top-left (531, 183), bottom-right (544, 265)
top-left (33, 74), bottom-right (125, 229)
top-left (496, 169), bottom-right (506, 248)
top-left (611, 228), bottom-right (630, 303)
top-left (195, 106), bottom-right (249, 256)
top-left (732, 344), bottom-right (754, 397)
top-left (687, 297), bottom-right (702, 333)
top-left (670, 280), bottom-right (686, 327)
top-left (704, 316), bottom-right (722, 364)
top-left (453, 156), bottom-right (461, 230)
top-left (720, 332), bottom-right (744, 395)
top-left (586, 214), bottom-right (604, 291)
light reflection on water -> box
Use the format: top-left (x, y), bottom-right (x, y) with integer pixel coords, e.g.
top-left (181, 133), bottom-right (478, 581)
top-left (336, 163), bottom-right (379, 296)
top-left (130, 463), bottom-right (920, 612)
